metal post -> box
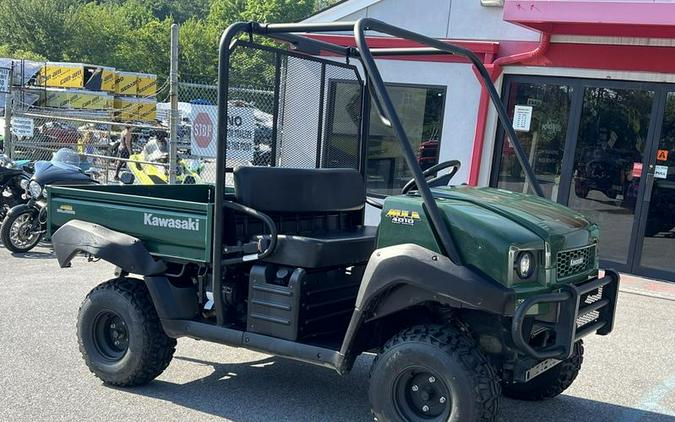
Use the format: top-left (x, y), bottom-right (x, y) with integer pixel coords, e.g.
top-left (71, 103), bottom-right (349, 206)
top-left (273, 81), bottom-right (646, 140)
top-left (168, 23), bottom-right (179, 184)
top-left (3, 67), bottom-right (13, 158)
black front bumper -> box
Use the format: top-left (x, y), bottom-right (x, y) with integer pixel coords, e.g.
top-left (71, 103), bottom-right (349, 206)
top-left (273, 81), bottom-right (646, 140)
top-left (511, 269), bottom-right (620, 360)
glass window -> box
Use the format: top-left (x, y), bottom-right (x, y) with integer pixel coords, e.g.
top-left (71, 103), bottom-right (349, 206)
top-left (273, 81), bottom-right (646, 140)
top-left (367, 85), bottom-right (445, 196)
top-left (639, 92), bottom-right (675, 273)
top-left (495, 81), bottom-right (573, 201)
top-left (568, 87), bottom-right (653, 264)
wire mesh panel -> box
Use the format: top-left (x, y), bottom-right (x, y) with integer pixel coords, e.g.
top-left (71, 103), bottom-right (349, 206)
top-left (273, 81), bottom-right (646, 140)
top-left (229, 42), bottom-right (364, 174)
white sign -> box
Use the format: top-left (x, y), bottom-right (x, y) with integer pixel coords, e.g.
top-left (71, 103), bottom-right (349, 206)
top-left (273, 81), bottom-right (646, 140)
top-left (0, 67), bottom-right (9, 93)
top-left (189, 104), bottom-right (255, 162)
top-left (655, 165), bottom-right (668, 179)
top-left (513, 105), bottom-right (533, 132)
top-left (10, 116), bottom-right (34, 137)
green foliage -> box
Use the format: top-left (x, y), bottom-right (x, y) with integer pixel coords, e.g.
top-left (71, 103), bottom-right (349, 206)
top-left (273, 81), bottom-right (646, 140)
top-left (0, 44), bottom-right (47, 62)
top-left (0, 0), bottom-right (344, 82)
top-left (0, 0), bottom-right (79, 60)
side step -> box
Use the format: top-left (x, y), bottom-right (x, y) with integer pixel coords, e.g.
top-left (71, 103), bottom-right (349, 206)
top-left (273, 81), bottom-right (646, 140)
top-left (161, 319), bottom-right (343, 372)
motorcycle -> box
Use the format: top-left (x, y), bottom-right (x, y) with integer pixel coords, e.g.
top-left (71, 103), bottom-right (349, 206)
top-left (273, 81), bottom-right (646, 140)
top-left (126, 138), bottom-right (203, 185)
top-left (0, 155), bottom-right (32, 222)
top-left (0, 148), bottom-right (96, 253)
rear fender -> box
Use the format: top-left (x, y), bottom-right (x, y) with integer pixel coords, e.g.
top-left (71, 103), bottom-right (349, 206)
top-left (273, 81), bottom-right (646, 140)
top-left (51, 219), bottom-right (166, 275)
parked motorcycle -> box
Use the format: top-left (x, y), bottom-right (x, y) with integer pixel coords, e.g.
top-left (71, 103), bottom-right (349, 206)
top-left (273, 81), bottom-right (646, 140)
top-left (0, 149), bottom-right (96, 253)
top-left (0, 155), bottom-right (32, 222)
top-left (126, 138), bottom-right (203, 185)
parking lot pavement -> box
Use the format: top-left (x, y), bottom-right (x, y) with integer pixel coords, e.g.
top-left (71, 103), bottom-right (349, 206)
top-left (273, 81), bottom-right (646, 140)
top-left (1, 244), bottom-right (674, 422)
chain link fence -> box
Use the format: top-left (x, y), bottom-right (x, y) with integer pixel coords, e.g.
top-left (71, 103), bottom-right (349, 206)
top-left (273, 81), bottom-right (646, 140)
top-left (174, 81), bottom-right (275, 184)
top-left (0, 35), bottom-right (363, 187)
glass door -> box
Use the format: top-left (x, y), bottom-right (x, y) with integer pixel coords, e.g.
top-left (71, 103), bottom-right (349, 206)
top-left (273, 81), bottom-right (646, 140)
top-left (566, 85), bottom-right (655, 268)
top-left (636, 91), bottom-right (675, 278)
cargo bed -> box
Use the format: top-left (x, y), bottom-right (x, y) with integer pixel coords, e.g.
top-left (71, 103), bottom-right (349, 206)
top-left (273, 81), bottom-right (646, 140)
top-left (47, 184), bottom-right (216, 263)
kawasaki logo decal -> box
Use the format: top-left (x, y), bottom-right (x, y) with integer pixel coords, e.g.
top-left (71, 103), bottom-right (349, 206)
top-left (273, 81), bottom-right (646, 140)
top-left (143, 213), bottom-right (200, 231)
top-left (570, 257), bottom-right (585, 267)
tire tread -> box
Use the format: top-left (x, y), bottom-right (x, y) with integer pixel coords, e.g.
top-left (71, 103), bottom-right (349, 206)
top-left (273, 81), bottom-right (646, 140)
top-left (78, 278), bottom-right (176, 387)
top-left (371, 324), bottom-right (501, 422)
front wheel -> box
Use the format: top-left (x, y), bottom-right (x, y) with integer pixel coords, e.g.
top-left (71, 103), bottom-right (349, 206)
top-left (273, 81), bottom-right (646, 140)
top-left (0, 207), bottom-right (42, 253)
top-left (369, 325), bottom-right (500, 422)
top-left (77, 278), bottom-right (176, 387)
top-left (502, 340), bottom-right (584, 401)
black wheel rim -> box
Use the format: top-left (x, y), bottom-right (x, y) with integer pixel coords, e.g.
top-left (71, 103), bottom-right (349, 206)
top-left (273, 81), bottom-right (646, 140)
top-left (394, 366), bottom-right (451, 421)
top-left (92, 310), bottom-right (129, 361)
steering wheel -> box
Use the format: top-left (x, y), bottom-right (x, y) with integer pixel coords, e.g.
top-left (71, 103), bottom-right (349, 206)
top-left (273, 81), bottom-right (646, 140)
top-left (401, 160), bottom-right (461, 195)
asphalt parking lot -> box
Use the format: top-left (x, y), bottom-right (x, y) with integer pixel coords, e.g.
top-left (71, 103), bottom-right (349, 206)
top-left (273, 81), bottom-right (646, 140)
top-left (1, 244), bottom-right (674, 422)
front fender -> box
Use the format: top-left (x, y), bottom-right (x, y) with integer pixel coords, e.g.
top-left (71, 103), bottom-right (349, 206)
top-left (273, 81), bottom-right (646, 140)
top-left (52, 220), bottom-right (166, 275)
top-left (355, 243), bottom-right (516, 316)
top-left (337, 244), bottom-right (516, 371)
top-left (6, 203), bottom-right (38, 219)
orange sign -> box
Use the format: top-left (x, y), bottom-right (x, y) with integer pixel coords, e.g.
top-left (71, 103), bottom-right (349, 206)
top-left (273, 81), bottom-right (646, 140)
top-left (657, 149), bottom-right (669, 161)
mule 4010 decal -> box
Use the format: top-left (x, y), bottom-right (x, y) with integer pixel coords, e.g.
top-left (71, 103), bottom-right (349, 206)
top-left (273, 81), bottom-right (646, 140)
top-left (385, 209), bottom-right (421, 226)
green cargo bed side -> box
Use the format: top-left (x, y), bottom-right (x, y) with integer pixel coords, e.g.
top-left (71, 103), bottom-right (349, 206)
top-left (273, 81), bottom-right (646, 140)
top-left (47, 184), bottom-right (217, 263)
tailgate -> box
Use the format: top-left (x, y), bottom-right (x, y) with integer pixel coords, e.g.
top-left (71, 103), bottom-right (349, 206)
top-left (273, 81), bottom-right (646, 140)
top-left (47, 185), bottom-right (213, 263)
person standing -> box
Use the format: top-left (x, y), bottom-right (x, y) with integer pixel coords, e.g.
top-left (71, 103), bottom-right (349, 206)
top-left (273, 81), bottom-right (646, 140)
top-left (114, 125), bottom-right (133, 180)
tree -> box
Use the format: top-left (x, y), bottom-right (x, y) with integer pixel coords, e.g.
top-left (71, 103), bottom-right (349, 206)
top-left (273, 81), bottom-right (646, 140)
top-left (0, 45), bottom-right (46, 61)
top-left (0, 0), bottom-right (80, 60)
top-left (178, 18), bottom-right (219, 83)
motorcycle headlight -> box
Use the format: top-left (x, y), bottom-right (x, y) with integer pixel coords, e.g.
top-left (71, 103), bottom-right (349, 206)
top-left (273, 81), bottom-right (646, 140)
top-left (515, 251), bottom-right (536, 279)
top-left (28, 181), bottom-right (43, 198)
top-left (20, 179), bottom-right (29, 190)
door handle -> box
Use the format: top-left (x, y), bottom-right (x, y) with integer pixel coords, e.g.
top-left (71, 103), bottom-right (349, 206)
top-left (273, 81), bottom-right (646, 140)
top-left (643, 173), bottom-right (655, 202)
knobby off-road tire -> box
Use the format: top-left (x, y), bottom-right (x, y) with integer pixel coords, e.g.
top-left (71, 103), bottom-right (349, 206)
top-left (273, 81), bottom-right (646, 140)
top-left (77, 278), bottom-right (177, 387)
top-left (369, 324), bottom-right (501, 422)
top-left (502, 340), bottom-right (584, 401)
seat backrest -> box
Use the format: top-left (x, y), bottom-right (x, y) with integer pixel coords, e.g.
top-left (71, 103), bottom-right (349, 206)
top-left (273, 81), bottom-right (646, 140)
top-left (233, 167), bottom-right (365, 213)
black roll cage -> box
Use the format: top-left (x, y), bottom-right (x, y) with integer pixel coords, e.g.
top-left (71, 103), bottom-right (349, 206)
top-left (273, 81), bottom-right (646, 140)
top-left (213, 19), bottom-right (544, 325)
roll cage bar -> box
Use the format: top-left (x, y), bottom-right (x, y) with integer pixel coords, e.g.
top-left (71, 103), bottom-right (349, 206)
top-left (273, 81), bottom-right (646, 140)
top-left (213, 19), bottom-right (544, 325)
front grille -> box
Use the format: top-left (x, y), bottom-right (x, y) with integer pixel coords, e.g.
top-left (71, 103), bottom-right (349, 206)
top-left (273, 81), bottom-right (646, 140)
top-left (556, 244), bottom-right (596, 280)
top-left (576, 286), bottom-right (603, 328)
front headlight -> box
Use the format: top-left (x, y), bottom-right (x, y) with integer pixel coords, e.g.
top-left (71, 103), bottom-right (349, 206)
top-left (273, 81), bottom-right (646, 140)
top-left (515, 251), bottom-right (536, 279)
top-left (28, 181), bottom-right (43, 198)
top-left (20, 179), bottom-right (29, 190)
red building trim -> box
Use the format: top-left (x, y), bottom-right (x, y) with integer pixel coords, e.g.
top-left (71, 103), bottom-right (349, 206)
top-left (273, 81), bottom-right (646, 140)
top-left (504, 0), bottom-right (675, 38)
top-left (305, 34), bottom-right (500, 64)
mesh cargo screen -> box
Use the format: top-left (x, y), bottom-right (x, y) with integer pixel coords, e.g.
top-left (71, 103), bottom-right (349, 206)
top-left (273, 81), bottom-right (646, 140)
top-left (226, 42), bottom-right (364, 172)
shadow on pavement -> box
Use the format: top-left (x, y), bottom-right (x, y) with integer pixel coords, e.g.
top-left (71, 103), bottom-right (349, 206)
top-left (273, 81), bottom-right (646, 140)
top-left (120, 354), bottom-right (675, 422)
top-left (0, 241), bottom-right (55, 259)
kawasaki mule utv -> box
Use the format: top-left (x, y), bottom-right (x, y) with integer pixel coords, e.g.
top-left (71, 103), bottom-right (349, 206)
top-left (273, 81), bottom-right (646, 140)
top-left (48, 19), bottom-right (619, 422)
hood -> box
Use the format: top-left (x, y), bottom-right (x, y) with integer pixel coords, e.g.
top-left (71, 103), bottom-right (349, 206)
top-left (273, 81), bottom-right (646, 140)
top-left (432, 187), bottom-right (595, 243)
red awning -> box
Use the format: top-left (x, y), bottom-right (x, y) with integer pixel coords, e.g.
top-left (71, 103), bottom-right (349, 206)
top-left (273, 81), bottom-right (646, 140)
top-left (504, 0), bottom-right (675, 38)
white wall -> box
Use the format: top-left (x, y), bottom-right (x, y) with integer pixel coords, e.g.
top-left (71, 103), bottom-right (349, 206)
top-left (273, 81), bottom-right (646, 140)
top-left (446, 1), bottom-right (538, 41)
top-left (310, 0), bottom-right (539, 41)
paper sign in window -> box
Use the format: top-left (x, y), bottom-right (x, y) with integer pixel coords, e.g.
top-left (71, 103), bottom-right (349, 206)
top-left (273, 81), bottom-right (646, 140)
top-left (655, 165), bottom-right (668, 179)
top-left (513, 105), bottom-right (533, 132)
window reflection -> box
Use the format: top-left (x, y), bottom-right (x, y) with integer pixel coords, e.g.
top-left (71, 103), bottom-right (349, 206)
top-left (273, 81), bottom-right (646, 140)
top-left (496, 81), bottom-right (572, 200)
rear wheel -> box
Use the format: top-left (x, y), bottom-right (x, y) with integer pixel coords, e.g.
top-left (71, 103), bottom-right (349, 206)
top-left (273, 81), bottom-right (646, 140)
top-left (502, 340), bottom-right (584, 401)
top-left (0, 208), bottom-right (41, 253)
top-left (369, 324), bottom-right (500, 422)
top-left (77, 278), bottom-right (176, 387)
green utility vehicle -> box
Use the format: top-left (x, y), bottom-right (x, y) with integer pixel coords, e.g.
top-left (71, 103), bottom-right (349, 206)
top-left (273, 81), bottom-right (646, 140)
top-left (49, 20), bottom-right (619, 422)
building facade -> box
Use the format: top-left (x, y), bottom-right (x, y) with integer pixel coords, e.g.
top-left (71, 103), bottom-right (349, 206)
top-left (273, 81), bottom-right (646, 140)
top-left (304, 0), bottom-right (675, 281)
